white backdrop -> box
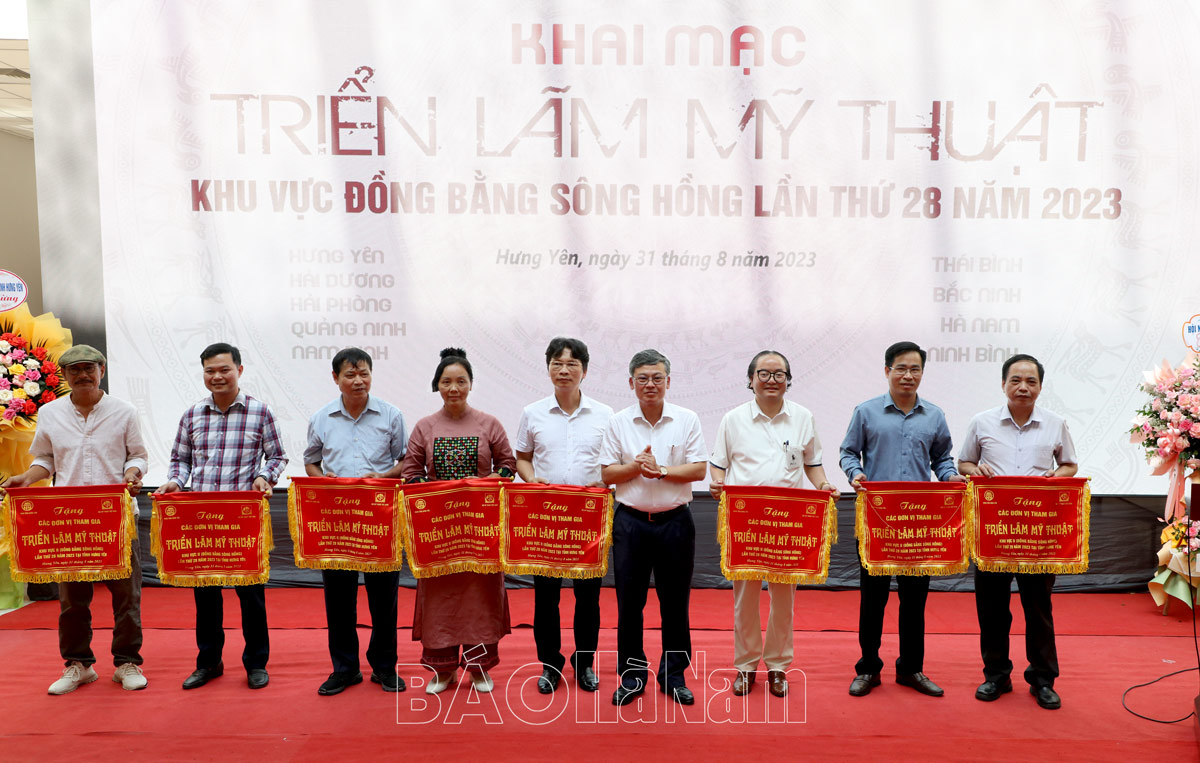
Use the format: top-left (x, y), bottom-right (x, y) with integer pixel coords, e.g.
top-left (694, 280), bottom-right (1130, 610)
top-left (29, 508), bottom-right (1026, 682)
top-left (83, 0), bottom-right (1200, 491)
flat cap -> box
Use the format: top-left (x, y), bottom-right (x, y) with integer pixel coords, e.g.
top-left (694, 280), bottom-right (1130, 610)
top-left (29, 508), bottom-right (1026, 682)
top-left (57, 344), bottom-right (107, 367)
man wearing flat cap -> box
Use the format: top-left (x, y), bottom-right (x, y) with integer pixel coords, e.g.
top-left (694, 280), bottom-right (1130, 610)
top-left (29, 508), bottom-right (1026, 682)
top-left (2, 344), bottom-right (150, 694)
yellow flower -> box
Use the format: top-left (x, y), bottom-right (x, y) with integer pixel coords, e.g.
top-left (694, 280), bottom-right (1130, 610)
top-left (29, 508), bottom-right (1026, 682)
top-left (8, 363), bottom-right (25, 375)
top-left (13, 388), bottom-right (27, 399)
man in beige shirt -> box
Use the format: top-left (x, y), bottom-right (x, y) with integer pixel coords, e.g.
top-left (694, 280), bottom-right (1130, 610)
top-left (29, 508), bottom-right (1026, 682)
top-left (2, 345), bottom-right (149, 694)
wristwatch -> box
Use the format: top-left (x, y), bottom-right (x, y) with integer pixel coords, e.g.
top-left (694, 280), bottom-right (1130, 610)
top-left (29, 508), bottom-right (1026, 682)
top-left (658, 466), bottom-right (668, 479)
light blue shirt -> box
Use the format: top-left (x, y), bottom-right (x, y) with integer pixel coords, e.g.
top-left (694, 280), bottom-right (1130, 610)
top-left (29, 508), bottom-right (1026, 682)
top-left (303, 395), bottom-right (407, 478)
top-left (839, 393), bottom-right (958, 483)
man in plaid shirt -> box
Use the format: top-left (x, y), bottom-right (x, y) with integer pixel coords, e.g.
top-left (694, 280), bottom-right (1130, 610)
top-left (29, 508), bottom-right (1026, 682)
top-left (155, 342), bottom-right (288, 690)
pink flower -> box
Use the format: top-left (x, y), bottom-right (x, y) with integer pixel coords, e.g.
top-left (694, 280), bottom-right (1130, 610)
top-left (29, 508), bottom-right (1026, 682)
top-left (1181, 420), bottom-right (1195, 432)
top-left (2, 405), bottom-right (18, 420)
top-left (0, 378), bottom-right (9, 390)
top-left (24, 368), bottom-right (39, 381)
top-left (9, 348), bottom-right (25, 361)
top-left (1152, 399), bottom-right (1164, 412)
top-left (1175, 436), bottom-right (1190, 451)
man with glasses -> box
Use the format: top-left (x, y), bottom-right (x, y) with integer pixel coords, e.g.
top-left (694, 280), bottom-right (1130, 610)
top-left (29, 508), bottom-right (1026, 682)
top-left (709, 351), bottom-right (838, 698)
top-left (599, 349), bottom-right (707, 707)
top-left (514, 337), bottom-right (613, 695)
top-left (839, 341), bottom-right (965, 698)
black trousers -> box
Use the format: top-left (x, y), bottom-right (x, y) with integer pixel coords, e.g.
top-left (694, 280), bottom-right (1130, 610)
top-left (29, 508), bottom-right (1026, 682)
top-left (533, 574), bottom-right (602, 672)
top-left (975, 569), bottom-right (1058, 688)
top-left (856, 560), bottom-right (929, 676)
top-left (612, 503), bottom-right (694, 690)
top-left (322, 568), bottom-right (399, 675)
top-left (59, 537), bottom-right (143, 668)
top-left (194, 585), bottom-right (269, 671)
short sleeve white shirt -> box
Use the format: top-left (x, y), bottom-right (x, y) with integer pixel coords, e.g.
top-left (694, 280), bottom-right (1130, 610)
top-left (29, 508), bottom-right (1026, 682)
top-left (710, 399), bottom-right (823, 488)
top-left (514, 393), bottom-right (614, 486)
top-left (598, 401), bottom-right (707, 512)
top-left (958, 404), bottom-right (1078, 476)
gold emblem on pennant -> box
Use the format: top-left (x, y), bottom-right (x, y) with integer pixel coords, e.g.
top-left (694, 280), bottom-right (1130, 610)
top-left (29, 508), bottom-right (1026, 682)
top-left (375, 492), bottom-right (386, 503)
top-left (872, 496), bottom-right (883, 506)
top-left (943, 495), bottom-right (955, 505)
top-left (984, 490), bottom-right (995, 502)
top-left (805, 505), bottom-right (817, 515)
top-left (165, 506), bottom-right (177, 517)
top-left (1058, 491), bottom-right (1070, 503)
top-left (102, 500), bottom-right (114, 509)
top-left (306, 490), bottom-right (316, 500)
top-left (415, 499), bottom-right (427, 510)
top-left (735, 499), bottom-right (746, 510)
top-left (20, 500), bottom-right (33, 512)
top-left (241, 506), bottom-right (253, 516)
top-left (515, 495), bottom-right (525, 505)
top-left (585, 499), bottom-right (596, 510)
top-left (485, 494), bottom-right (496, 504)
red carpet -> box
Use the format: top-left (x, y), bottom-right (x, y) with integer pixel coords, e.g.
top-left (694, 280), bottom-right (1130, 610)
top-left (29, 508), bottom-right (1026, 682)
top-left (1, 588), bottom-right (1197, 761)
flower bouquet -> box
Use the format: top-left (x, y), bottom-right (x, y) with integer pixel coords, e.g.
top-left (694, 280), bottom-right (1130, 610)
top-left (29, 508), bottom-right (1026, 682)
top-left (0, 304), bottom-right (72, 609)
top-left (1148, 515), bottom-right (1200, 609)
top-left (1129, 351), bottom-right (1200, 521)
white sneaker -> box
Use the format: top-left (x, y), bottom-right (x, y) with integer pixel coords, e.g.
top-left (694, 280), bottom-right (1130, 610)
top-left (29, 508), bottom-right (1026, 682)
top-left (112, 663), bottom-right (148, 691)
top-left (48, 662), bottom-right (99, 695)
top-left (470, 670), bottom-right (494, 693)
top-left (425, 671), bottom-right (457, 695)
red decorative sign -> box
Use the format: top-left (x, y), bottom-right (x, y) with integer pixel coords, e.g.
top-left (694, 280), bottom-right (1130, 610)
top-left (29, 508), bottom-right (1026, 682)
top-left (1, 485), bottom-right (134, 582)
top-left (287, 477), bottom-right (403, 572)
top-left (971, 476), bottom-right (1091, 573)
top-left (150, 491), bottom-right (272, 586)
top-left (502, 483), bottom-right (612, 578)
top-left (718, 485), bottom-right (838, 584)
top-left (856, 481), bottom-right (970, 576)
top-left (399, 479), bottom-right (504, 578)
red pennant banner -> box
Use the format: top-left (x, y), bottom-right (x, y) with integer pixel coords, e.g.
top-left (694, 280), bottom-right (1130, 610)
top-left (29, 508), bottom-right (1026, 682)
top-left (1, 484), bottom-right (134, 583)
top-left (718, 485), bottom-right (838, 584)
top-left (502, 483), bottom-right (613, 578)
top-left (287, 477), bottom-right (403, 572)
top-left (856, 481), bottom-right (971, 576)
top-left (399, 479), bottom-right (504, 578)
top-left (971, 476), bottom-right (1091, 574)
top-left (150, 491), bottom-right (272, 586)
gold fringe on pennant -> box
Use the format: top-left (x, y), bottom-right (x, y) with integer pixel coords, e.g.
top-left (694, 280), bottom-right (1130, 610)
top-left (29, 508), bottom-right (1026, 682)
top-left (717, 491), bottom-right (837, 586)
top-left (4, 488), bottom-right (136, 583)
top-left (151, 494), bottom-right (272, 587)
top-left (973, 479), bottom-right (1092, 575)
top-left (857, 487), bottom-right (971, 577)
top-left (398, 482), bottom-right (504, 579)
top-left (285, 483), bottom-right (405, 573)
top-left (500, 489), bottom-right (613, 579)
top-left (1, 493), bottom-right (13, 558)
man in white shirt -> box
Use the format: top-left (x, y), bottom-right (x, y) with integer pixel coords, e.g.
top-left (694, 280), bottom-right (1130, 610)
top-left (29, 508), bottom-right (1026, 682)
top-left (599, 349), bottom-right (707, 707)
top-left (709, 350), bottom-right (838, 698)
top-left (515, 337), bottom-right (613, 695)
top-left (957, 354), bottom-right (1078, 711)
top-left (2, 345), bottom-right (149, 694)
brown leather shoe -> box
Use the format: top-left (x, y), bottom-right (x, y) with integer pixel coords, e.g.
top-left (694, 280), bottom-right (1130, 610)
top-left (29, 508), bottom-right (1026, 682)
top-left (767, 670), bottom-right (788, 697)
top-left (732, 671), bottom-right (755, 695)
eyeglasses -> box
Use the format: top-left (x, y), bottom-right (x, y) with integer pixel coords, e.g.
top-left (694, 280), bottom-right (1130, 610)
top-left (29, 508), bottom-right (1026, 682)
top-left (549, 360), bottom-right (583, 371)
top-left (634, 375), bottom-right (667, 386)
top-left (754, 370), bottom-right (789, 383)
top-left (889, 366), bottom-right (923, 378)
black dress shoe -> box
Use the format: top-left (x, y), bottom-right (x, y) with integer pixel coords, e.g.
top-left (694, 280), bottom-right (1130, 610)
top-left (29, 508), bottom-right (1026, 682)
top-left (975, 677), bottom-right (1013, 702)
top-left (848, 673), bottom-right (881, 697)
top-left (1031, 684), bottom-right (1061, 709)
top-left (612, 682), bottom-right (644, 706)
top-left (661, 683), bottom-right (695, 705)
top-left (896, 671), bottom-right (944, 697)
top-left (537, 667), bottom-right (561, 694)
top-left (371, 671), bottom-right (406, 692)
top-left (318, 671), bottom-right (363, 696)
top-left (182, 663), bottom-right (223, 690)
top-left (575, 667), bottom-right (599, 692)
top-left (247, 669), bottom-right (269, 689)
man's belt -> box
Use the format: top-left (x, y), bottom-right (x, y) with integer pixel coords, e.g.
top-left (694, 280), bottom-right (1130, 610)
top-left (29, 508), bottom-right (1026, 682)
top-left (618, 502), bottom-right (689, 522)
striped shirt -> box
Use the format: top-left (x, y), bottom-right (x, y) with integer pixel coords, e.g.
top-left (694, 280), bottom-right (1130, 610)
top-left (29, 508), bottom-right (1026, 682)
top-left (165, 391), bottom-right (288, 491)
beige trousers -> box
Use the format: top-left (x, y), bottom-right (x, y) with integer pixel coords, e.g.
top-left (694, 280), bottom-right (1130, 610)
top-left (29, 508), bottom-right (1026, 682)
top-left (732, 578), bottom-right (796, 672)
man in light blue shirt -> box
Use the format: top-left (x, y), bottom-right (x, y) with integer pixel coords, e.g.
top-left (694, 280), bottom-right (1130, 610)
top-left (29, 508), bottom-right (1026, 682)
top-left (840, 341), bottom-right (965, 699)
top-left (304, 347), bottom-right (408, 696)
